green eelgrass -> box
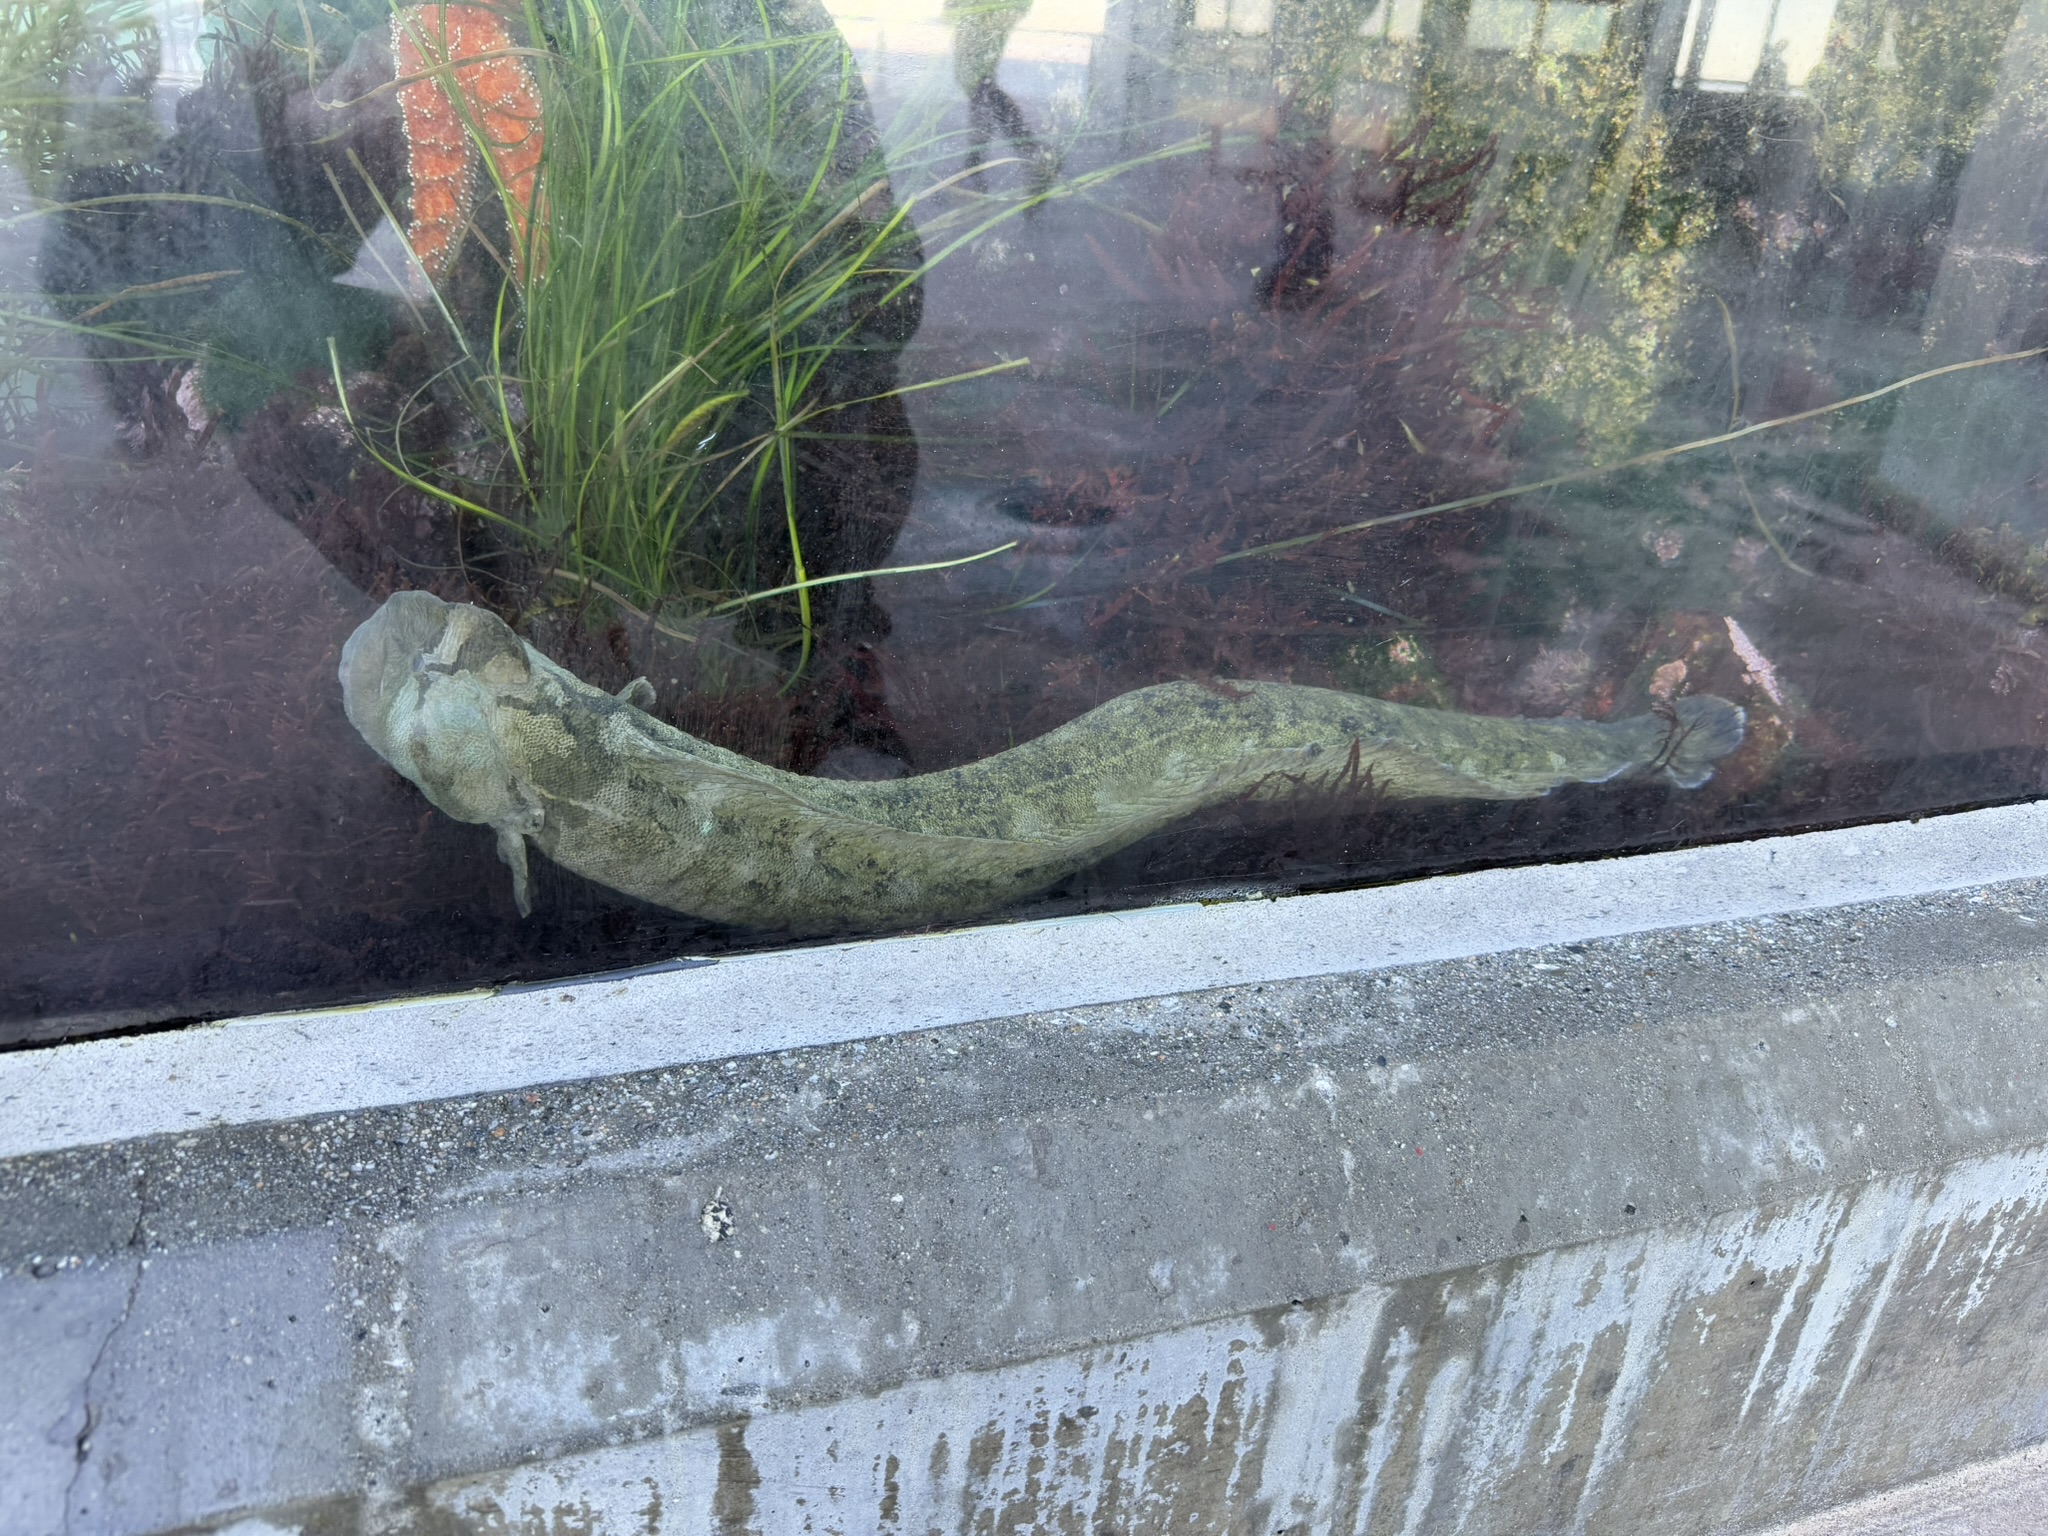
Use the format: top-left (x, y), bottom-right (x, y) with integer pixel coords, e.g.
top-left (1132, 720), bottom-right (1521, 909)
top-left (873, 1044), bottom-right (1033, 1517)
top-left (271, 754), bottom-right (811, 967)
top-left (3, 0), bottom-right (1197, 661)
top-left (343, 0), bottom-right (955, 666)
top-left (500, 0), bottom-right (921, 666)
top-left (8, 0), bottom-right (1197, 652)
top-left (0, 0), bottom-right (156, 201)
top-left (0, 0), bottom-right (159, 449)
top-left (366, 0), bottom-right (1195, 672)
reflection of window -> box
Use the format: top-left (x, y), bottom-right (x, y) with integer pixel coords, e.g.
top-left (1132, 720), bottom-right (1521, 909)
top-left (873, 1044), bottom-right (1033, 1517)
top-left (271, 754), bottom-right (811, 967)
top-left (155, 0), bottom-right (207, 123)
top-left (821, 0), bottom-right (1107, 62)
top-left (1697, 0), bottom-right (1774, 84)
top-left (1467, 0), bottom-right (1541, 50)
top-left (1193, 0), bottom-right (1275, 35)
top-left (1767, 0), bottom-right (1841, 84)
top-left (1462, 0), bottom-right (1615, 54)
top-left (1679, 0), bottom-right (1842, 91)
top-left (1357, 0), bottom-right (1427, 39)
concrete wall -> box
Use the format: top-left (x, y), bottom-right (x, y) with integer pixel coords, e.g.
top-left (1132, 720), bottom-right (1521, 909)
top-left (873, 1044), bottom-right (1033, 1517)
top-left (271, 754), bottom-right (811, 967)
top-left (5, 817), bottom-right (2048, 1533)
top-left (414, 1141), bottom-right (2048, 1534)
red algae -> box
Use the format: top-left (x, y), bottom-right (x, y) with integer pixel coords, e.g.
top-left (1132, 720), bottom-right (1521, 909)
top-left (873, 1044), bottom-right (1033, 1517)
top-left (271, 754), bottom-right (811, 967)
top-left (392, 4), bottom-right (547, 284)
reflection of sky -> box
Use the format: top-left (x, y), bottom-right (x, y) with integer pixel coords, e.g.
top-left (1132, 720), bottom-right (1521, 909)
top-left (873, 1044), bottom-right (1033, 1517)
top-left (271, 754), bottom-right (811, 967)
top-left (820, 0), bottom-right (1109, 65)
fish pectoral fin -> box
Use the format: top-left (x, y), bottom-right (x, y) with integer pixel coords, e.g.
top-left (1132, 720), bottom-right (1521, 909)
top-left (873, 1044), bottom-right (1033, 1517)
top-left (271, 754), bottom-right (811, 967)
top-left (496, 825), bottom-right (535, 917)
top-left (617, 676), bottom-right (657, 711)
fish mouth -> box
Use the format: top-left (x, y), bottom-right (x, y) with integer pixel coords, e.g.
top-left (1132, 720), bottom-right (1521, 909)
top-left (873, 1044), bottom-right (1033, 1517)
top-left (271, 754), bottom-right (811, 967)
top-left (340, 589), bottom-right (456, 768)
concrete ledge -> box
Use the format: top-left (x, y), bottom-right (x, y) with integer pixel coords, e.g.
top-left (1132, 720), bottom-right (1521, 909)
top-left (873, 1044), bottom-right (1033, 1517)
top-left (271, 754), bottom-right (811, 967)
top-left (4, 809), bottom-right (2048, 1532)
top-left (7, 801), bottom-right (2048, 1159)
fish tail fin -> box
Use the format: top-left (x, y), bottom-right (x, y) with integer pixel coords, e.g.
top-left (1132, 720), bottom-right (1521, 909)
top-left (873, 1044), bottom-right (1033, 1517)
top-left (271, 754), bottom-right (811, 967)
top-left (1652, 695), bottom-right (1746, 789)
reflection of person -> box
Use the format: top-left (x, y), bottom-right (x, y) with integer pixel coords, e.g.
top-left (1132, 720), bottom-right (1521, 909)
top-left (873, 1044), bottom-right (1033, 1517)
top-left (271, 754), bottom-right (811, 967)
top-left (1257, 0), bottom-right (1370, 307)
top-left (944, 0), bottom-right (1057, 193)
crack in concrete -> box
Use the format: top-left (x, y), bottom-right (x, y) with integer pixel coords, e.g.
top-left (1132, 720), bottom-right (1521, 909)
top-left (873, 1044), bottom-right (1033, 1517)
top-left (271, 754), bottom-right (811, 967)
top-left (60, 1168), bottom-right (149, 1536)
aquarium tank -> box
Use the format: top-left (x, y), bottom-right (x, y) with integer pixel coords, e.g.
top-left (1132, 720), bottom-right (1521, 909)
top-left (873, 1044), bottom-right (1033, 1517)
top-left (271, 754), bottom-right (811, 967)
top-left (6, 0), bottom-right (2048, 1039)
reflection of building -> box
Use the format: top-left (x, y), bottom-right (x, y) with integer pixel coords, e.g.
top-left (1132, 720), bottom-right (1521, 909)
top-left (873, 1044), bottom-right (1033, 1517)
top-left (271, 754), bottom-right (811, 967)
top-left (1178, 0), bottom-right (1834, 89)
top-left (814, 0), bottom-right (1842, 130)
top-left (1877, 0), bottom-right (2048, 539)
top-left (1454, 0), bottom-right (1838, 81)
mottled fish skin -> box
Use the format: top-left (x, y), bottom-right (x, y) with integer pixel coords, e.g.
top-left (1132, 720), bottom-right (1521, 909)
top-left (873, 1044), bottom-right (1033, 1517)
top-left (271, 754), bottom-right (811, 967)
top-left (342, 591), bottom-right (1746, 933)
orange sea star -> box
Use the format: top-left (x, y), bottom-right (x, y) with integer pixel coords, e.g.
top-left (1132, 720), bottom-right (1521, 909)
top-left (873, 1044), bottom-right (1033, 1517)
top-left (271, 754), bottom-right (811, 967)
top-left (391, 4), bottom-right (547, 285)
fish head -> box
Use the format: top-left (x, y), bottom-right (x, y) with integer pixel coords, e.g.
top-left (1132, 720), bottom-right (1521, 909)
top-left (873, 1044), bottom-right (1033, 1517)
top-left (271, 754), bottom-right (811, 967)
top-left (341, 590), bottom-right (544, 842)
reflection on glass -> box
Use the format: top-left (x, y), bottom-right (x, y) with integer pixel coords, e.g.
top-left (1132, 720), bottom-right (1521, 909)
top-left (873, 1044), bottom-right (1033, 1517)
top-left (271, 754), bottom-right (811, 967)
top-left (5, 0), bottom-right (2048, 1035)
top-left (1364, 0), bottom-right (1428, 41)
top-left (1467, 0), bottom-right (1542, 52)
top-left (1697, 0), bottom-right (1778, 85)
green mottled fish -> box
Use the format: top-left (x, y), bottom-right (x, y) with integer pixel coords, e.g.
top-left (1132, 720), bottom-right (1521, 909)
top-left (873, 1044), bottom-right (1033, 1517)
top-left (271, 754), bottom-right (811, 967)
top-left (341, 591), bottom-right (1744, 932)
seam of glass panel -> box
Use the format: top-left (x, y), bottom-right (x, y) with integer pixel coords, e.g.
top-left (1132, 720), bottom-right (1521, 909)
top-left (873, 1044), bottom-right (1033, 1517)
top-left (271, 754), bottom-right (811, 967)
top-left (4, 800), bottom-right (2043, 1162)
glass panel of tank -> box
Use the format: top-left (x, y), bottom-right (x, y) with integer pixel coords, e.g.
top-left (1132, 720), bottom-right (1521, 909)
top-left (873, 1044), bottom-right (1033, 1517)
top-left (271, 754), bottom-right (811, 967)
top-left (6, 0), bottom-right (2048, 1038)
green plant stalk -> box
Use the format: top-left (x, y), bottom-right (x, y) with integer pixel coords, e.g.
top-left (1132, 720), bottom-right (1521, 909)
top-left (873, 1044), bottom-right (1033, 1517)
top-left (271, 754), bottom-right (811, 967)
top-left (368, 0), bottom-right (1208, 664)
top-left (1212, 346), bottom-right (2048, 567)
top-left (1714, 293), bottom-right (1813, 578)
top-left (329, 337), bottom-right (518, 527)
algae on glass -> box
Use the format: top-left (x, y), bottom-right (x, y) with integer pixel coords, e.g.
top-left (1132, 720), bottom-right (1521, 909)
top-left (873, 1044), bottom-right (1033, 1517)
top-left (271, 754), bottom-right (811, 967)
top-left (1368, 0), bottom-right (1714, 464)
